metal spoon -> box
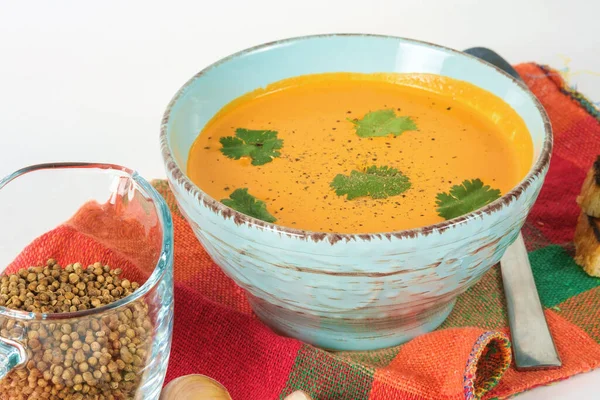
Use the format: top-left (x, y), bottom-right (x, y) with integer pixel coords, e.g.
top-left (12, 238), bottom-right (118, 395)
top-left (464, 47), bottom-right (561, 370)
top-left (500, 233), bottom-right (561, 369)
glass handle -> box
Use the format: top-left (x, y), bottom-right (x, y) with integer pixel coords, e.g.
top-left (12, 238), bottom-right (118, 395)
top-left (0, 339), bottom-right (25, 379)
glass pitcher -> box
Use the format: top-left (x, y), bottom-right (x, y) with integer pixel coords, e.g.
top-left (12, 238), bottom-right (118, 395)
top-left (0, 163), bottom-right (174, 400)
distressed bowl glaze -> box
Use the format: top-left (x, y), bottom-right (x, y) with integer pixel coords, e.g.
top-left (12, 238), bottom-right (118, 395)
top-left (160, 34), bottom-right (552, 351)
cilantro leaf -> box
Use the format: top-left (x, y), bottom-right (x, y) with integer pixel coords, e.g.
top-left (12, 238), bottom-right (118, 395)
top-left (348, 109), bottom-right (417, 138)
top-left (331, 166), bottom-right (411, 200)
top-left (435, 179), bottom-right (501, 220)
top-left (219, 128), bottom-right (283, 166)
top-left (221, 188), bottom-right (277, 223)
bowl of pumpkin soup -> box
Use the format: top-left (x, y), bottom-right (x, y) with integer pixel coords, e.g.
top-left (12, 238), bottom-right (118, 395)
top-left (160, 34), bottom-right (552, 351)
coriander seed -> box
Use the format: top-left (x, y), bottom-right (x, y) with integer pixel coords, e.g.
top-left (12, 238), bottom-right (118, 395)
top-left (0, 259), bottom-right (152, 400)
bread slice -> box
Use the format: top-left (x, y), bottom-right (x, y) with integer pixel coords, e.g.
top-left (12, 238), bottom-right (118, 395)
top-left (574, 212), bottom-right (600, 277)
top-left (577, 156), bottom-right (600, 217)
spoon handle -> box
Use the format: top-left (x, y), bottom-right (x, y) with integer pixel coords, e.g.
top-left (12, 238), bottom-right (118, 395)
top-left (463, 47), bottom-right (561, 369)
top-left (463, 47), bottom-right (523, 81)
top-left (500, 233), bottom-right (562, 370)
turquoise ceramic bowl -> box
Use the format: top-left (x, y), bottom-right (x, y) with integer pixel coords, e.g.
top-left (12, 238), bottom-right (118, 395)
top-left (160, 34), bottom-right (552, 351)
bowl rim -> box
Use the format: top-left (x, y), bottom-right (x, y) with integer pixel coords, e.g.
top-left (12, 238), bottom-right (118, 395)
top-left (160, 33), bottom-right (553, 243)
top-left (0, 162), bottom-right (173, 320)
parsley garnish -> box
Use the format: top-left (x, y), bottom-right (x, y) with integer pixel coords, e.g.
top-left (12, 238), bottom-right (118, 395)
top-left (348, 109), bottom-right (417, 138)
top-left (219, 128), bottom-right (283, 166)
top-left (330, 166), bottom-right (411, 200)
top-left (435, 179), bottom-right (501, 220)
top-left (221, 188), bottom-right (277, 223)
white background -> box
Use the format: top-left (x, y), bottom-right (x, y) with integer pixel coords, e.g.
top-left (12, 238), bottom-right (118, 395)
top-left (1, 0), bottom-right (598, 398)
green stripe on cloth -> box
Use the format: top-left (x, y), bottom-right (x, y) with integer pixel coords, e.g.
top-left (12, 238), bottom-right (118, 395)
top-left (530, 245), bottom-right (600, 307)
top-left (336, 347), bottom-right (401, 369)
top-left (281, 345), bottom-right (374, 400)
top-left (521, 220), bottom-right (554, 252)
top-left (440, 266), bottom-right (508, 330)
top-left (555, 286), bottom-right (600, 343)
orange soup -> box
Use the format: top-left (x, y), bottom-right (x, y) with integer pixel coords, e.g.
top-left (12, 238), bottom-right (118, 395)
top-left (187, 73), bottom-right (533, 233)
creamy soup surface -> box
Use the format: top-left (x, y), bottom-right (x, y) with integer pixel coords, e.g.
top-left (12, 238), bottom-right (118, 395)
top-left (187, 73), bottom-right (533, 233)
